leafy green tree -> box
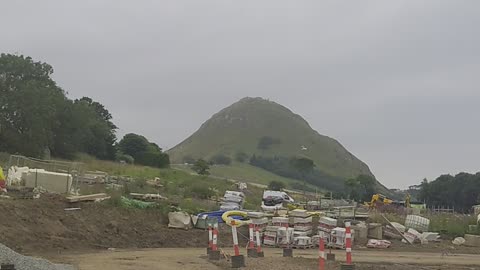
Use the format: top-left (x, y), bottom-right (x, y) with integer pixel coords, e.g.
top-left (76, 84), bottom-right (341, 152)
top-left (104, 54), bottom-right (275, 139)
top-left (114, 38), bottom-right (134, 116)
top-left (192, 159), bottom-right (210, 175)
top-left (118, 133), bottom-right (149, 157)
top-left (0, 53), bottom-right (66, 157)
top-left (118, 133), bottom-right (170, 168)
top-left (268, 180), bottom-right (286, 191)
top-left (0, 54), bottom-right (118, 160)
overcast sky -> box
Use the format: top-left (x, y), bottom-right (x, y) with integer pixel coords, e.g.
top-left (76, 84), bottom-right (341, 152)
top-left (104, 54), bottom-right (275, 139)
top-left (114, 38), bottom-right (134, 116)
top-left (1, 0), bottom-right (479, 188)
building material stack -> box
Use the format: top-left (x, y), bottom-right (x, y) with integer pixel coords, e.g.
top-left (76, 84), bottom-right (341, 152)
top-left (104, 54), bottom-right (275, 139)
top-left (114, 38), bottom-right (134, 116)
top-left (289, 210), bottom-right (314, 248)
top-left (277, 226), bottom-right (295, 247)
top-left (318, 217), bottom-right (337, 234)
top-left (220, 191), bottom-right (245, 210)
top-left (264, 226), bottom-right (279, 246)
top-left (248, 212), bottom-right (268, 243)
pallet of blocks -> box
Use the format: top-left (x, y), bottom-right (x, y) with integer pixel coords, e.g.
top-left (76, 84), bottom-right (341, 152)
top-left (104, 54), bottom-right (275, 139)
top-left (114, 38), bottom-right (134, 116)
top-left (293, 236), bottom-right (313, 249)
top-left (277, 227), bottom-right (295, 247)
top-left (264, 226), bottom-right (280, 246)
top-left (318, 216), bottom-right (337, 233)
top-left (272, 216), bottom-right (289, 227)
top-left (251, 217), bottom-right (269, 243)
top-left (294, 216), bottom-right (313, 235)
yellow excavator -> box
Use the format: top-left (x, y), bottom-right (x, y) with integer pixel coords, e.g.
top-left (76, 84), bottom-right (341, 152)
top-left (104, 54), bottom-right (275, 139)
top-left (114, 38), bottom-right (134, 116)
top-left (364, 194), bottom-right (392, 209)
top-left (365, 193), bottom-right (411, 210)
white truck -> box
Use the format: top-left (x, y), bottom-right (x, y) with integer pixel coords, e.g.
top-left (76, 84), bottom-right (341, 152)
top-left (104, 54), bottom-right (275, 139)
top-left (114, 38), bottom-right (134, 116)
top-left (261, 190), bottom-right (294, 212)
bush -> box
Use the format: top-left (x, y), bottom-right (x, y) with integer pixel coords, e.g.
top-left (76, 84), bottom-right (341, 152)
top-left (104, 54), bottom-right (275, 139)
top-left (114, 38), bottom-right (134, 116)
top-left (189, 183), bottom-right (215, 199)
top-left (115, 153), bottom-right (135, 164)
top-left (235, 151), bottom-right (249, 163)
top-left (268, 180), bottom-right (286, 191)
top-left (135, 151), bottom-right (170, 168)
top-left (209, 154), bottom-right (232, 165)
top-left (192, 159), bottom-right (210, 175)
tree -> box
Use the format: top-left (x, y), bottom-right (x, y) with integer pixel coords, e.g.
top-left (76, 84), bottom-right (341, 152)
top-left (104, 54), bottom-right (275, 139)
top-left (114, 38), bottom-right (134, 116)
top-left (268, 180), bottom-right (286, 191)
top-left (344, 174), bottom-right (376, 202)
top-left (192, 159), bottom-right (210, 175)
top-left (118, 133), bottom-right (170, 168)
top-left (0, 54), bottom-right (119, 160)
top-left (210, 154), bottom-right (232, 165)
top-left (289, 157), bottom-right (315, 176)
top-left (235, 151), bottom-right (248, 163)
top-left (0, 54), bottom-right (66, 157)
top-left (118, 134), bottom-right (149, 157)
top-left (345, 178), bottom-right (361, 200)
top-left (257, 136), bottom-right (281, 150)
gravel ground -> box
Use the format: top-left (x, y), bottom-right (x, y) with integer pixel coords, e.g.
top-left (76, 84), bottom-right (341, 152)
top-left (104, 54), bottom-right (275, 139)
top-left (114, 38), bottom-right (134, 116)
top-left (0, 243), bottom-right (75, 270)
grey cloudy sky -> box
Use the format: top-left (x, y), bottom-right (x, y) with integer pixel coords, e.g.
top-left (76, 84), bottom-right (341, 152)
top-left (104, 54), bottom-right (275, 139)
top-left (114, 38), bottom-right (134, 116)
top-left (1, 0), bottom-right (479, 188)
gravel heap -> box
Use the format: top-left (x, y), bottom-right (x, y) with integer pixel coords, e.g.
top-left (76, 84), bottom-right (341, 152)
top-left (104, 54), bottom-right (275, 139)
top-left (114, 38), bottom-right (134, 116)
top-left (0, 243), bottom-right (74, 270)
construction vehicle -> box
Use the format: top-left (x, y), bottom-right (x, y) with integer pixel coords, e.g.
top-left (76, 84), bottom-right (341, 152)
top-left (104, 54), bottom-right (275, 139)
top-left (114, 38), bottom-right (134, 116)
top-left (365, 193), bottom-right (412, 211)
top-left (364, 194), bottom-right (393, 209)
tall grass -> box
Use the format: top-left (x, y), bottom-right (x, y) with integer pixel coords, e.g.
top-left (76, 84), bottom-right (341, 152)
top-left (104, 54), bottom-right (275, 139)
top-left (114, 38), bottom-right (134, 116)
top-left (368, 211), bottom-right (478, 238)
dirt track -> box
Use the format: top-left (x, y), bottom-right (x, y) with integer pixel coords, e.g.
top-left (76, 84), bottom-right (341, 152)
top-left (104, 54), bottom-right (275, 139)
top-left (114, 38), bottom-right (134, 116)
top-left (49, 248), bottom-right (480, 270)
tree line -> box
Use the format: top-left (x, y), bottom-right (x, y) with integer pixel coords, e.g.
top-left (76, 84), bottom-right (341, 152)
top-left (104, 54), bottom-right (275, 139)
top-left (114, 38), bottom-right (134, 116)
top-left (419, 172), bottom-right (480, 213)
top-left (0, 53), bottom-right (169, 168)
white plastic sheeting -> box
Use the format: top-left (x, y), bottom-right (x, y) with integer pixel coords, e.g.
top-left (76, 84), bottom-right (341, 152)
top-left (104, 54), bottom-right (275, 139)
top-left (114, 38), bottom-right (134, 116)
top-left (6, 166), bottom-right (29, 186)
top-left (220, 190), bottom-right (245, 210)
top-left (168, 212), bottom-right (192, 230)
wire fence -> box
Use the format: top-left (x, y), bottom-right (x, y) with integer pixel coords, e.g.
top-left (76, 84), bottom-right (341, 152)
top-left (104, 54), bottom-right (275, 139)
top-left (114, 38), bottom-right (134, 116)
top-left (7, 155), bottom-right (85, 193)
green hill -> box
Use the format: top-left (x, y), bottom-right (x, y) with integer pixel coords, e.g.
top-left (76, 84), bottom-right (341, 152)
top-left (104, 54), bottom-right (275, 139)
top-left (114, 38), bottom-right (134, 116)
top-left (168, 97), bottom-right (387, 193)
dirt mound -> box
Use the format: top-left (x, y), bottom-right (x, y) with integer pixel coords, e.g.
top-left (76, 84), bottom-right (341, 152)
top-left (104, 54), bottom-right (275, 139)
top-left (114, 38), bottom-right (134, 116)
top-left (0, 194), bottom-right (239, 254)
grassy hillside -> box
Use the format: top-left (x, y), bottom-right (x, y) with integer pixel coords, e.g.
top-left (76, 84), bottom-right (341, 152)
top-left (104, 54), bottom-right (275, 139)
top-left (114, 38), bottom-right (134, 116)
top-left (75, 155), bottom-right (264, 211)
top-left (168, 97), bottom-right (383, 192)
top-left (173, 162), bottom-right (322, 192)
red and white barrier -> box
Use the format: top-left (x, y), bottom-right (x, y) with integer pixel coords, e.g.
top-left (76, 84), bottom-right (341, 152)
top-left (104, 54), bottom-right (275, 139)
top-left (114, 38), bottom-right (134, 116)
top-left (248, 223), bottom-right (255, 249)
top-left (231, 220), bottom-right (240, 256)
top-left (208, 225), bottom-right (213, 249)
top-left (345, 222), bottom-right (352, 265)
top-left (255, 227), bottom-right (262, 253)
top-left (318, 232), bottom-right (325, 270)
top-left (212, 223), bottom-right (218, 251)
top-left (285, 224), bottom-right (290, 248)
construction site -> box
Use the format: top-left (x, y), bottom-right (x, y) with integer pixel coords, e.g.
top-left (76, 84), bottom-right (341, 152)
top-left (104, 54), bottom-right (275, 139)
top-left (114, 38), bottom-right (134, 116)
top-left (0, 156), bottom-right (480, 270)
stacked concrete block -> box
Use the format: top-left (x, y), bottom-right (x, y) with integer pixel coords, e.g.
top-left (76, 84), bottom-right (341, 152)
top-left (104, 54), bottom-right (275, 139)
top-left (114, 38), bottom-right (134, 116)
top-left (294, 216), bottom-right (313, 235)
top-left (23, 169), bottom-right (73, 194)
top-left (318, 217), bottom-right (337, 233)
top-left (264, 226), bottom-right (280, 246)
top-left (272, 217), bottom-right (289, 227)
top-left (277, 227), bottom-right (295, 247)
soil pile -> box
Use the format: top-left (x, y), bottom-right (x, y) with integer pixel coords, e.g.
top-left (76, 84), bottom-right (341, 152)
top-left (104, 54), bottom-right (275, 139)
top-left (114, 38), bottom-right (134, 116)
top-left (0, 194), bottom-right (239, 254)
